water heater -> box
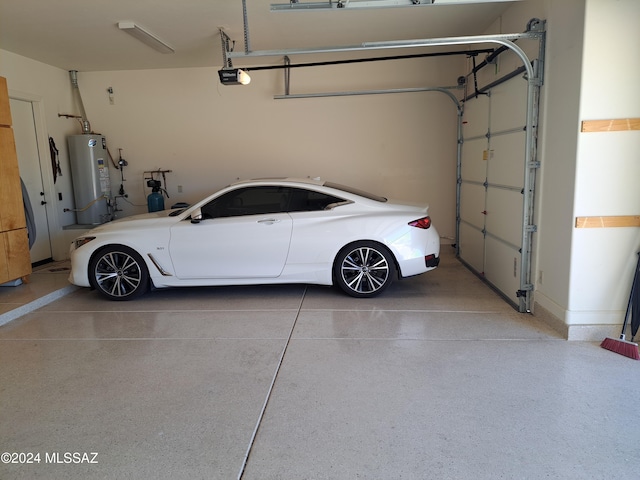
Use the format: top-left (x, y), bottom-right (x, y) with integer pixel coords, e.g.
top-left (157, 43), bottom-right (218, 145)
top-left (68, 134), bottom-right (111, 225)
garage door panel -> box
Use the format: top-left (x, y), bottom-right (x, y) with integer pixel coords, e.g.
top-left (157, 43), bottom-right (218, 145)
top-left (486, 188), bottom-right (523, 248)
top-left (459, 222), bottom-right (484, 274)
top-left (462, 95), bottom-right (489, 138)
top-left (461, 138), bottom-right (488, 183)
top-left (484, 237), bottom-right (521, 306)
top-left (460, 183), bottom-right (485, 230)
top-left (457, 37), bottom-right (541, 313)
top-left (488, 132), bottom-right (526, 188)
top-left (490, 79), bottom-right (527, 132)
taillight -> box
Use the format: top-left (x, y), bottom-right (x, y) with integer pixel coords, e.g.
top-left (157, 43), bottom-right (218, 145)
top-left (408, 216), bottom-right (431, 229)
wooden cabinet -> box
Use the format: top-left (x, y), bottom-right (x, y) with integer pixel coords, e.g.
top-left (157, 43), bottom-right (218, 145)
top-left (0, 77), bottom-right (12, 126)
top-left (0, 76), bottom-right (31, 284)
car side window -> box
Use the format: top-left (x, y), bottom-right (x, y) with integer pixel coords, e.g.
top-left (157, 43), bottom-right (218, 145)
top-left (201, 186), bottom-right (292, 219)
top-left (289, 188), bottom-right (345, 212)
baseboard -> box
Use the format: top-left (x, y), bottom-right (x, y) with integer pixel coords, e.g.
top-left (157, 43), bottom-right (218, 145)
top-left (532, 302), bottom-right (568, 339)
top-left (533, 301), bottom-right (628, 342)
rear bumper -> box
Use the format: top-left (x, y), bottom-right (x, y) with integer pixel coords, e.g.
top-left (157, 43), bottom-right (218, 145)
top-left (425, 254), bottom-right (440, 268)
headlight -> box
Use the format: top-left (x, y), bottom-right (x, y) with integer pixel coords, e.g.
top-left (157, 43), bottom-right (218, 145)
top-left (73, 237), bottom-right (96, 249)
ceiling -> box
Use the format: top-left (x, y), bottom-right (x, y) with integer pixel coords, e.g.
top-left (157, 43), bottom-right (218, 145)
top-left (0, 0), bottom-right (519, 72)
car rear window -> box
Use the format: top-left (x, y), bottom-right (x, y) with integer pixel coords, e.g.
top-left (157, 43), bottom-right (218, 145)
top-left (324, 182), bottom-right (388, 202)
top-left (288, 188), bottom-right (345, 212)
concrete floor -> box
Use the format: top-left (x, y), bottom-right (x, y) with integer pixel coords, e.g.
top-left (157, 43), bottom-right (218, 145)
top-left (1, 250), bottom-right (639, 480)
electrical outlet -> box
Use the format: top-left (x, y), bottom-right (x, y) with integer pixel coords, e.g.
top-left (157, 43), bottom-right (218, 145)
top-left (177, 185), bottom-right (183, 193)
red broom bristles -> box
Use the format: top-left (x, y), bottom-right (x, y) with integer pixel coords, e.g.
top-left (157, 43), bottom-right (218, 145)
top-left (601, 336), bottom-right (640, 360)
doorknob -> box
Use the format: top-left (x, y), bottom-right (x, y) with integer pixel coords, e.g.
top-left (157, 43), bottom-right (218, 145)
top-left (41, 201), bottom-right (47, 205)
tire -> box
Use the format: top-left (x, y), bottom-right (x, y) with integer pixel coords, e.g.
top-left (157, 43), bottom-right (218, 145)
top-left (334, 241), bottom-right (395, 298)
top-left (88, 245), bottom-right (150, 300)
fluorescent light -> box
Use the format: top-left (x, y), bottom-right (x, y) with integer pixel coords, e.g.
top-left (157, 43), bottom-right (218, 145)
top-left (117, 22), bottom-right (174, 54)
top-left (218, 69), bottom-right (251, 85)
top-left (271, 0), bottom-right (518, 11)
top-left (271, 1), bottom-right (334, 10)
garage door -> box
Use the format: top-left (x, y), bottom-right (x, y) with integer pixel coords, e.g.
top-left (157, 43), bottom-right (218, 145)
top-left (457, 48), bottom-right (543, 313)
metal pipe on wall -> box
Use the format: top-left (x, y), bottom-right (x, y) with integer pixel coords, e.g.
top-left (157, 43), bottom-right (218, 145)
top-left (68, 70), bottom-right (91, 134)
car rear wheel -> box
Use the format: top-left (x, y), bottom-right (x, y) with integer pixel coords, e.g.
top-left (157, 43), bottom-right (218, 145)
top-left (334, 241), bottom-right (395, 298)
top-left (89, 245), bottom-right (149, 300)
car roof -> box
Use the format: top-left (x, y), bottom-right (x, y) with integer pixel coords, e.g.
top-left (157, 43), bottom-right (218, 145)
top-left (230, 177), bottom-right (326, 187)
top-left (226, 177), bottom-right (389, 203)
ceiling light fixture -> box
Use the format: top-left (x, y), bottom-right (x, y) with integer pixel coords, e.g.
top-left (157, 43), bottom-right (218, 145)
top-left (218, 68), bottom-right (251, 85)
top-left (271, 0), bottom-right (518, 11)
top-left (117, 22), bottom-right (174, 54)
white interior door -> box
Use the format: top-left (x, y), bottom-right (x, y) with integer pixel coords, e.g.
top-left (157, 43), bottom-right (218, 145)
top-left (9, 98), bottom-right (53, 264)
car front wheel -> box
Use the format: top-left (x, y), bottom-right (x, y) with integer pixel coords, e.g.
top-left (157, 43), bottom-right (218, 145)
top-left (334, 241), bottom-right (395, 298)
top-left (89, 245), bottom-right (149, 300)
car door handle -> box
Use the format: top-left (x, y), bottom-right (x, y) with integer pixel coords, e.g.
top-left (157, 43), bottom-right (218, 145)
top-left (257, 219), bottom-right (280, 225)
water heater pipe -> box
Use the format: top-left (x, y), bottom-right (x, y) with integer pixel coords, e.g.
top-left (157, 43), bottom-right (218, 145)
top-left (69, 70), bottom-right (92, 134)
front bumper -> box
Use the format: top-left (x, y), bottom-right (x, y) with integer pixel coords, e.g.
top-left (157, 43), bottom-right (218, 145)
top-left (68, 243), bottom-right (91, 287)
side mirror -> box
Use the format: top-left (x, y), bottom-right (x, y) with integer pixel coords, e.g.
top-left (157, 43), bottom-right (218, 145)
top-left (190, 208), bottom-right (203, 224)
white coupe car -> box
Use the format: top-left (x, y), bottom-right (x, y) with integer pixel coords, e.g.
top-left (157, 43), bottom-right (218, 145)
top-left (69, 178), bottom-right (440, 300)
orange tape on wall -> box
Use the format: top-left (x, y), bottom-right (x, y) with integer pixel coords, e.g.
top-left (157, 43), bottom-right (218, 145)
top-left (575, 216), bottom-right (640, 228)
top-left (581, 118), bottom-right (640, 132)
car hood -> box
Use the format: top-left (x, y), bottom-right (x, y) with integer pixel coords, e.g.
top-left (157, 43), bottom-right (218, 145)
top-left (86, 210), bottom-right (179, 234)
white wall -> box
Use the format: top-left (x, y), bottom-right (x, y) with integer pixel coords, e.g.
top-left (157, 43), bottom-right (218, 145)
top-left (79, 57), bottom-right (460, 231)
top-left (533, 0), bottom-right (640, 339)
top-left (0, 50), bottom-right (82, 259)
top-left (532, 0), bottom-right (586, 330)
top-left (567, 0), bottom-right (640, 333)
top-left (0, 48), bottom-right (461, 261)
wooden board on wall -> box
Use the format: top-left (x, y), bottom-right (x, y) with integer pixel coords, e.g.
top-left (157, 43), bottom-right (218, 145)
top-left (575, 216), bottom-right (640, 228)
top-left (0, 233), bottom-right (8, 282)
top-left (0, 75), bottom-right (32, 283)
top-left (0, 77), bottom-right (11, 127)
top-left (581, 118), bottom-right (640, 132)
top-left (4, 229), bottom-right (31, 280)
top-left (0, 127), bottom-right (26, 232)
